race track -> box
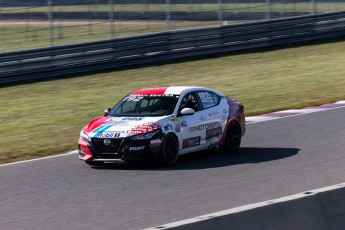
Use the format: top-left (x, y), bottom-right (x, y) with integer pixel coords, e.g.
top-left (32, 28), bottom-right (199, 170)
top-left (1, 106), bottom-right (345, 230)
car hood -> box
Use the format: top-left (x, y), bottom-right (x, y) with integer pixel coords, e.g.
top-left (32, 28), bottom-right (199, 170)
top-left (83, 116), bottom-right (171, 138)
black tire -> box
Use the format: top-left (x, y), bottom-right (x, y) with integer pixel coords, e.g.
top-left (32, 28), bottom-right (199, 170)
top-left (85, 160), bottom-right (104, 166)
top-left (160, 134), bottom-right (179, 165)
top-left (221, 121), bottom-right (241, 153)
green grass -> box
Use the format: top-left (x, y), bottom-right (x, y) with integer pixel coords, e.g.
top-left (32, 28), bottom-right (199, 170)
top-left (1, 38), bottom-right (345, 164)
top-left (1, 3), bottom-right (344, 13)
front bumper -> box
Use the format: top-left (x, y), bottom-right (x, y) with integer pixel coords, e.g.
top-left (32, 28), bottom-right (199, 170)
top-left (78, 136), bottom-right (163, 163)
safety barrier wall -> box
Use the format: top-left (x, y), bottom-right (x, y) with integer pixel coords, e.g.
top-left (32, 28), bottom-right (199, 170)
top-left (1, 11), bottom-right (345, 84)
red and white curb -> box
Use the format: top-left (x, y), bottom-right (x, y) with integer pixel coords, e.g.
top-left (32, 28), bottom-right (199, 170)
top-left (245, 100), bottom-right (345, 124)
top-left (0, 150), bottom-right (78, 167)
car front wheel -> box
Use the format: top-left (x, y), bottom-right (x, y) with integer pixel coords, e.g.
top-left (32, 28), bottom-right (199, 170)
top-left (160, 134), bottom-right (179, 165)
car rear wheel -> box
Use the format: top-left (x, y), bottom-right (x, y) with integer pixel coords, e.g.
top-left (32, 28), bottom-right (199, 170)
top-left (221, 121), bottom-right (241, 153)
top-left (160, 134), bottom-right (179, 165)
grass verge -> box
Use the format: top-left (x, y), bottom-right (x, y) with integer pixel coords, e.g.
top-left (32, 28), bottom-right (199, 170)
top-left (1, 38), bottom-right (345, 164)
top-left (1, 3), bottom-right (344, 13)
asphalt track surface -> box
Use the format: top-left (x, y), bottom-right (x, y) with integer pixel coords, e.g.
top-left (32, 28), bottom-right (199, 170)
top-left (1, 107), bottom-right (345, 230)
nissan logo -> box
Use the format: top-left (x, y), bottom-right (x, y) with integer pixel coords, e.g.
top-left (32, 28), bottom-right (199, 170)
top-left (104, 139), bottom-right (111, 146)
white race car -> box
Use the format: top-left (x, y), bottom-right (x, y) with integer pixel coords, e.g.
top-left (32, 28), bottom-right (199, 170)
top-left (78, 86), bottom-right (245, 166)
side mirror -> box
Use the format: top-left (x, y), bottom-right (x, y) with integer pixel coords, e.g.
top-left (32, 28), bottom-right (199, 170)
top-left (104, 108), bottom-right (111, 116)
top-left (180, 108), bottom-right (195, 116)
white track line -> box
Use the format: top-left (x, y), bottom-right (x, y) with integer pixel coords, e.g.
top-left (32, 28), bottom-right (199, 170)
top-left (245, 101), bottom-right (345, 124)
top-left (1, 101), bottom-right (345, 167)
top-left (0, 150), bottom-right (78, 167)
top-left (141, 183), bottom-right (345, 230)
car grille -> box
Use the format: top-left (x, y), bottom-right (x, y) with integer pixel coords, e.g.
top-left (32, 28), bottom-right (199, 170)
top-left (91, 138), bottom-right (123, 154)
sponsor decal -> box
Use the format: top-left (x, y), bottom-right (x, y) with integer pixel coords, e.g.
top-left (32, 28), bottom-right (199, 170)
top-left (150, 139), bottom-right (162, 144)
top-left (130, 122), bottom-right (161, 134)
top-left (164, 124), bottom-right (173, 131)
top-left (106, 120), bottom-right (129, 126)
top-left (222, 108), bottom-right (229, 114)
top-left (208, 112), bottom-right (220, 117)
top-left (122, 117), bottom-right (144, 121)
top-left (129, 146), bottom-right (145, 152)
top-left (175, 122), bottom-right (181, 132)
top-left (96, 132), bottom-right (121, 138)
top-left (170, 118), bottom-right (179, 122)
top-left (206, 127), bottom-right (222, 140)
top-left (200, 116), bottom-right (206, 121)
top-left (181, 121), bottom-right (188, 127)
top-left (131, 94), bottom-right (176, 97)
top-left (91, 124), bottom-right (113, 134)
top-left (189, 122), bottom-right (221, 132)
top-left (127, 94), bottom-right (176, 101)
top-left (91, 121), bottom-right (128, 136)
top-left (105, 117), bottom-right (121, 122)
top-left (183, 136), bottom-right (201, 149)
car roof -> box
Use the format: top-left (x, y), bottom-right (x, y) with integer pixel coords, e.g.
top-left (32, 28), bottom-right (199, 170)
top-left (130, 86), bottom-right (224, 96)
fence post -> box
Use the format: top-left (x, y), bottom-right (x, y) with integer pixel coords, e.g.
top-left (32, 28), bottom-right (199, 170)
top-left (88, 4), bottom-right (93, 35)
top-left (217, 0), bottom-right (223, 25)
top-left (25, 9), bottom-right (30, 42)
top-left (109, 0), bottom-right (115, 38)
top-left (265, 0), bottom-right (271, 20)
top-left (310, 0), bottom-right (316, 14)
top-left (48, 0), bottom-right (54, 46)
top-left (166, 0), bottom-right (171, 31)
top-left (58, 8), bottom-right (63, 39)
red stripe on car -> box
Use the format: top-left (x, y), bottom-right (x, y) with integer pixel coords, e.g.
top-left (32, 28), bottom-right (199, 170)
top-left (131, 87), bottom-right (169, 95)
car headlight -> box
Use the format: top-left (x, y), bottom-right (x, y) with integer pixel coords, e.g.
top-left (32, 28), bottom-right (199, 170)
top-left (130, 129), bottom-right (161, 140)
top-left (80, 131), bottom-right (90, 142)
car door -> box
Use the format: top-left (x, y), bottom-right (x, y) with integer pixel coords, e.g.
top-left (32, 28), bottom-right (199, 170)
top-left (196, 91), bottom-right (224, 148)
top-left (177, 92), bottom-right (206, 154)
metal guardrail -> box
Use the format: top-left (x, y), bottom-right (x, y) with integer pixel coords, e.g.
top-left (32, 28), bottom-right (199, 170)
top-left (1, 11), bottom-right (345, 84)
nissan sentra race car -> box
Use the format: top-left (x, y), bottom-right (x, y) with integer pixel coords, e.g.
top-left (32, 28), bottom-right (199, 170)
top-left (78, 86), bottom-right (245, 166)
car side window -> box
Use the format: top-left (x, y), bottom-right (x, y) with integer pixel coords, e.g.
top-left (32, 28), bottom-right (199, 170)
top-left (197, 91), bottom-right (217, 109)
top-left (179, 93), bottom-right (200, 112)
top-left (211, 92), bottom-right (220, 105)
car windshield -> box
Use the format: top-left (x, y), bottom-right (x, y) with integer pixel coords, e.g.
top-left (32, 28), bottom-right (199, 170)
top-left (109, 94), bottom-right (179, 117)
